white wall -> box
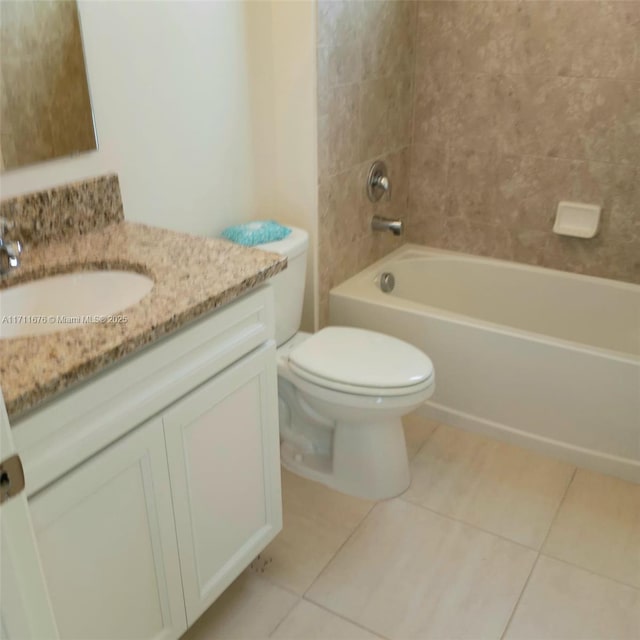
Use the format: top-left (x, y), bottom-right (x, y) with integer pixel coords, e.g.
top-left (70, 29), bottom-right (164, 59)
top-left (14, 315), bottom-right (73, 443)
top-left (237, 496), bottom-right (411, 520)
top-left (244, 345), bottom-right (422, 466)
top-left (3, 1), bottom-right (263, 235)
top-left (269, 1), bottom-right (318, 331)
top-left (0, 0), bottom-right (318, 328)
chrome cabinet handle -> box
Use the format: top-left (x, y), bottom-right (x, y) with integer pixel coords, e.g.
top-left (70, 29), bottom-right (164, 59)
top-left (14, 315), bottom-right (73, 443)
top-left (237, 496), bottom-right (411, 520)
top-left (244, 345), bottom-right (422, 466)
top-left (0, 454), bottom-right (26, 505)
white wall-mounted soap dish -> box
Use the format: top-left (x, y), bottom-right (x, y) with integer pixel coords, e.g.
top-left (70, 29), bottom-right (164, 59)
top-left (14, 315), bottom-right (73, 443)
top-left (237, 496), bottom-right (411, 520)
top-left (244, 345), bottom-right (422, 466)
top-left (553, 201), bottom-right (601, 238)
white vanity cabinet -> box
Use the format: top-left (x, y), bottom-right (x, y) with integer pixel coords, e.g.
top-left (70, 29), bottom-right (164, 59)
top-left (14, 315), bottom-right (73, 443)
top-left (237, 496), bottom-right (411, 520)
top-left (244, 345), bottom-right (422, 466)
top-left (164, 343), bottom-right (281, 625)
top-left (8, 286), bottom-right (283, 640)
top-left (29, 416), bottom-right (186, 640)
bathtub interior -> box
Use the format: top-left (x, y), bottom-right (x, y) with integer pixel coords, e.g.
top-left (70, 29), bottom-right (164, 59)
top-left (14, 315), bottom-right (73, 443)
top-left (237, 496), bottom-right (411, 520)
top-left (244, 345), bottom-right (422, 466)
top-left (348, 246), bottom-right (640, 358)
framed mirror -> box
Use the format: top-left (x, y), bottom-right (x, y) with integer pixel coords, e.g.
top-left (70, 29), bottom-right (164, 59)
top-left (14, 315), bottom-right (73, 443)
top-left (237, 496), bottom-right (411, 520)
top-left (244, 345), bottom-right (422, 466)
top-left (0, 0), bottom-right (97, 172)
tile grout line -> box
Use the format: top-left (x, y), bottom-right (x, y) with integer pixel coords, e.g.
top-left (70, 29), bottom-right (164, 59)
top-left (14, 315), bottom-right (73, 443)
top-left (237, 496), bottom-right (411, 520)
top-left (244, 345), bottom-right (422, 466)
top-left (299, 500), bottom-right (392, 640)
top-left (498, 554), bottom-right (542, 640)
top-left (538, 552), bottom-right (640, 593)
top-left (252, 418), bottom-right (433, 601)
top-left (297, 418), bottom-right (437, 603)
top-left (265, 419), bottom-right (432, 640)
top-left (322, 143), bottom-right (414, 181)
top-left (538, 467), bottom-right (578, 552)
top-left (302, 598), bottom-right (392, 640)
top-left (412, 64), bottom-right (640, 86)
top-left (265, 592), bottom-right (303, 640)
top-left (398, 496), bottom-right (542, 553)
top-left (302, 497), bottom-right (378, 600)
top-left (247, 568), bottom-right (303, 599)
top-left (408, 0), bottom-right (421, 152)
top-left (296, 499), bottom-right (386, 637)
top-left (401, 419), bottom-right (573, 553)
top-left (293, 420), bottom-right (484, 640)
top-left (407, 420), bottom-right (442, 462)
top-left (499, 466), bottom-right (578, 640)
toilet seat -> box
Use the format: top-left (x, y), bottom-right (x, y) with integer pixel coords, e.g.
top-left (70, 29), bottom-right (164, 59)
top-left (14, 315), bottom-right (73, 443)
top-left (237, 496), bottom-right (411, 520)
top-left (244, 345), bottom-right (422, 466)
top-left (288, 327), bottom-right (434, 397)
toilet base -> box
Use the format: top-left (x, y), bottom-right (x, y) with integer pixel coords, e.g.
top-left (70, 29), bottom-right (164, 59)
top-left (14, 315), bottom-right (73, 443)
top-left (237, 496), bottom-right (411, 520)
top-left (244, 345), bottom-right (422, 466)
top-left (280, 417), bottom-right (410, 500)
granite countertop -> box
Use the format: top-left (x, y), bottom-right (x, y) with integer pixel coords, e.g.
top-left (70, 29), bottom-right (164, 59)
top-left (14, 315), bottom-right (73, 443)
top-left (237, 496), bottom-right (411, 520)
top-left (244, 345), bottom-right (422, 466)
top-left (0, 221), bottom-right (286, 419)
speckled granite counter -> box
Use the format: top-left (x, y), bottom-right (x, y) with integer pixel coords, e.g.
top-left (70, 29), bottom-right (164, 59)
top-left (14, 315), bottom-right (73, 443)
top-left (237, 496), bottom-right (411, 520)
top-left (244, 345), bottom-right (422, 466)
top-left (0, 222), bottom-right (286, 419)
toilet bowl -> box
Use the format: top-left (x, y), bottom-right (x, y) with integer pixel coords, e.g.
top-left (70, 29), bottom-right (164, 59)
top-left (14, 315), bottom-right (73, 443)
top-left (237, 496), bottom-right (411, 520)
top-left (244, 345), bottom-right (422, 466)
top-left (259, 227), bottom-right (435, 500)
top-left (277, 329), bottom-right (434, 499)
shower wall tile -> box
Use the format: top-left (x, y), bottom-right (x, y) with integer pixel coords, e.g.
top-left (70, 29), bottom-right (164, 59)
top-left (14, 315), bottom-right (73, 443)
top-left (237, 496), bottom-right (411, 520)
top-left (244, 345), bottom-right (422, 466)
top-left (316, 47), bottom-right (331, 118)
top-left (497, 75), bottom-right (639, 165)
top-left (321, 84), bottom-right (361, 175)
top-left (409, 0), bottom-right (640, 284)
top-left (416, 1), bottom-right (508, 77)
top-left (359, 73), bottom-right (413, 160)
top-left (495, 156), bottom-right (573, 232)
top-left (446, 149), bottom-right (498, 225)
top-left (317, 147), bottom-right (410, 327)
top-left (413, 70), bottom-right (502, 155)
top-left (317, 1), bottom-right (417, 326)
top-left (361, 0), bottom-right (417, 79)
top-left (407, 141), bottom-right (448, 228)
top-left (416, 1), bottom-right (640, 81)
top-left (496, 157), bottom-right (640, 239)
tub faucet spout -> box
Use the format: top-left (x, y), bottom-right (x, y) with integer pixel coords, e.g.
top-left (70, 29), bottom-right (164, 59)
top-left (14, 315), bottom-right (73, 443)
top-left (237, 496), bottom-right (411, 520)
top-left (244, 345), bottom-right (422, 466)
top-left (372, 215), bottom-right (403, 236)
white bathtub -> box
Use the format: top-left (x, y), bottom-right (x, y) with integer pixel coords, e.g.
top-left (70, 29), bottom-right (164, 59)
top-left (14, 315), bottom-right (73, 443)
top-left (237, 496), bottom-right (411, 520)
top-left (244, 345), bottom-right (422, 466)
top-left (330, 245), bottom-right (640, 483)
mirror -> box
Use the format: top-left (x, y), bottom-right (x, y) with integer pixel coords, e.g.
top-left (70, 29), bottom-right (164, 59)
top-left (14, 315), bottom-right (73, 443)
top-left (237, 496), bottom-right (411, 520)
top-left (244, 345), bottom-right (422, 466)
top-left (0, 0), bottom-right (97, 172)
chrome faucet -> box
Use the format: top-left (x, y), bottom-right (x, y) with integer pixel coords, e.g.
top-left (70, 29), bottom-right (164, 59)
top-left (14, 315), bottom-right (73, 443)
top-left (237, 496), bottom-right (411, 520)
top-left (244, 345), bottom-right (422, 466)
top-left (0, 217), bottom-right (23, 277)
top-left (367, 160), bottom-right (391, 202)
top-left (371, 215), bottom-right (404, 236)
top-left (366, 160), bottom-right (404, 235)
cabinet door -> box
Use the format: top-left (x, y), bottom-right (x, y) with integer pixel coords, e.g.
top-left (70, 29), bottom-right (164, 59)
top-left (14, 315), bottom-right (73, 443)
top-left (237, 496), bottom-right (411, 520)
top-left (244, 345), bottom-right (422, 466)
top-left (29, 417), bottom-right (186, 640)
top-left (164, 343), bottom-right (282, 625)
top-left (0, 390), bottom-right (58, 640)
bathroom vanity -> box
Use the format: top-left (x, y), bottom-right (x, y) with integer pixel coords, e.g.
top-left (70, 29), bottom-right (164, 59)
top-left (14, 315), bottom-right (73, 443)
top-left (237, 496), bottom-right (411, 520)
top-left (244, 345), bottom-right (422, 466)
top-left (0, 214), bottom-right (287, 639)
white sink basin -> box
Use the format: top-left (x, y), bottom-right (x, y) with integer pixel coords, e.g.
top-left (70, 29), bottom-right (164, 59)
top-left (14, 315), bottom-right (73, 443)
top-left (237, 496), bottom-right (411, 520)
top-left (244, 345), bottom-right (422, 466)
top-left (0, 270), bottom-right (154, 339)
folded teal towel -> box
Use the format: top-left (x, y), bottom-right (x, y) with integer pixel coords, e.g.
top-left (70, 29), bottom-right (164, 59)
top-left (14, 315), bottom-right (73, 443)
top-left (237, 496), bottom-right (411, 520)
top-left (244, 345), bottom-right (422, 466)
top-left (221, 220), bottom-right (292, 246)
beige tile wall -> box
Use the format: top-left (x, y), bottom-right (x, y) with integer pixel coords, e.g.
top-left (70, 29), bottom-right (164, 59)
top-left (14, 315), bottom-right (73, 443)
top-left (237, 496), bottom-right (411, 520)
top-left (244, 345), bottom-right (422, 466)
top-left (317, 0), bottom-right (417, 326)
top-left (317, 1), bottom-right (639, 320)
top-left (407, 0), bottom-right (640, 283)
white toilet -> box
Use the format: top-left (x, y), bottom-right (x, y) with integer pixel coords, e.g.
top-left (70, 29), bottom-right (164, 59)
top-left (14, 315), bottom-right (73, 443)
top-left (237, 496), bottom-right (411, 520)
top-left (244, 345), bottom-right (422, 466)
top-left (260, 227), bottom-right (434, 500)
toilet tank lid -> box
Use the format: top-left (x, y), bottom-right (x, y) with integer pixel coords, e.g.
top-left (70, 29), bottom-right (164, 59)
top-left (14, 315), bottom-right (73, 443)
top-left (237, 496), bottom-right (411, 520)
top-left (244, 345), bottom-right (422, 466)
top-left (257, 226), bottom-right (309, 259)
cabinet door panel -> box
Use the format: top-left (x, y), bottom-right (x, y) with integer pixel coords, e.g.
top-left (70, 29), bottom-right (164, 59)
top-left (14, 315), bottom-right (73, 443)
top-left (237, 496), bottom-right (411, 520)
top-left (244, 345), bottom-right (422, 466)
top-left (164, 343), bottom-right (282, 625)
top-left (29, 417), bottom-right (186, 640)
top-left (0, 390), bottom-right (58, 639)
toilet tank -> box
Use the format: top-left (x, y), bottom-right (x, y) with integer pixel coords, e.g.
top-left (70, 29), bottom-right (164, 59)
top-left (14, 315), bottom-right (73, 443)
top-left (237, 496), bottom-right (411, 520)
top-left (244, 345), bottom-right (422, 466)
top-left (258, 226), bottom-right (309, 346)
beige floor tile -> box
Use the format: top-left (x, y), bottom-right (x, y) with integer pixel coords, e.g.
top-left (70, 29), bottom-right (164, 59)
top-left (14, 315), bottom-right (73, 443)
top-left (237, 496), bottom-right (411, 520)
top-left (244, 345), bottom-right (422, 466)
top-left (270, 600), bottom-right (383, 639)
top-left (504, 556), bottom-right (640, 640)
top-left (256, 469), bottom-right (373, 594)
top-left (306, 499), bottom-right (536, 640)
top-left (181, 571), bottom-right (297, 640)
top-left (402, 412), bottom-right (438, 460)
top-left (543, 469), bottom-right (640, 587)
top-left (402, 425), bottom-right (575, 548)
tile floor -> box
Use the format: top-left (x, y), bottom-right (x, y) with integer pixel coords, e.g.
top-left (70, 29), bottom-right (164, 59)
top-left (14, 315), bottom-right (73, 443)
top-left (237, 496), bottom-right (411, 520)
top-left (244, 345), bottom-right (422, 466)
top-left (182, 414), bottom-right (640, 640)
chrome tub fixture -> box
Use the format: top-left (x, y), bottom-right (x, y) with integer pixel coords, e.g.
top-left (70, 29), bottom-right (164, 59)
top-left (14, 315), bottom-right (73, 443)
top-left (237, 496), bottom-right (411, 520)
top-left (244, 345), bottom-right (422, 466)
top-left (371, 215), bottom-right (404, 236)
top-left (367, 160), bottom-right (391, 202)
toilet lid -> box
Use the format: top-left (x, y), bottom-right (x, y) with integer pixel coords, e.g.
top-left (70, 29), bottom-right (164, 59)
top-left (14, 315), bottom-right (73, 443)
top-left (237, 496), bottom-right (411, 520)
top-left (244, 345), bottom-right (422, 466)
top-left (288, 327), bottom-right (433, 392)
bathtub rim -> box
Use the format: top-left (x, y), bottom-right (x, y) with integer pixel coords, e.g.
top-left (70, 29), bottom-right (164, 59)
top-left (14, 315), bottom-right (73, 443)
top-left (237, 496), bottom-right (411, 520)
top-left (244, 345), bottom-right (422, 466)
top-left (330, 243), bottom-right (640, 364)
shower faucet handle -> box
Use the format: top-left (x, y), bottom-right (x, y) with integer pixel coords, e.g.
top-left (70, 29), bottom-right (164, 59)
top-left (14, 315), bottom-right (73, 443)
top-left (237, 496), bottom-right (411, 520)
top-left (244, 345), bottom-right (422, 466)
top-left (367, 161), bottom-right (391, 202)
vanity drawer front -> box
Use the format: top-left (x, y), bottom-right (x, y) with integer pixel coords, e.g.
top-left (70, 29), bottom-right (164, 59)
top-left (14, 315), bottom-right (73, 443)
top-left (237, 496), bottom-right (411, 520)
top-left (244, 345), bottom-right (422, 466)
top-left (163, 341), bottom-right (282, 626)
top-left (14, 285), bottom-right (275, 496)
